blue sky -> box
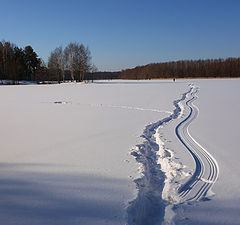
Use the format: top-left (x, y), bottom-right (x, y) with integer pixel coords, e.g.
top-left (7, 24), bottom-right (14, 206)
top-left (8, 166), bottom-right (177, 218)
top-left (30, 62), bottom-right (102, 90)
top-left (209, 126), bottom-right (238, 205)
top-left (1, 0), bottom-right (240, 71)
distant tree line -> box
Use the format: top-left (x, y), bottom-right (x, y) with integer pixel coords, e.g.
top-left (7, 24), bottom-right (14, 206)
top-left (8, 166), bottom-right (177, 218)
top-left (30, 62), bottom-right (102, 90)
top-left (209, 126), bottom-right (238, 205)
top-left (120, 58), bottom-right (240, 79)
top-left (0, 40), bottom-right (97, 84)
top-left (1, 40), bottom-right (240, 83)
top-left (86, 71), bottom-right (120, 80)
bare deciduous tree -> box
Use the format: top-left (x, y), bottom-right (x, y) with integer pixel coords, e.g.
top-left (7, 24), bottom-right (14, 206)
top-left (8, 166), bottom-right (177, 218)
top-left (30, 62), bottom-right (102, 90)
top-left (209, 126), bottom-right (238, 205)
top-left (48, 47), bottom-right (62, 83)
top-left (64, 43), bottom-right (76, 81)
top-left (63, 42), bottom-right (93, 82)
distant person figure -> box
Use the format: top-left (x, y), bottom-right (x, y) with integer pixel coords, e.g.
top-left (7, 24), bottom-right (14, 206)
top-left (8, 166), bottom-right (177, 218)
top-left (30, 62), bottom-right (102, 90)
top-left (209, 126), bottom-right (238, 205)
top-left (173, 78), bottom-right (176, 82)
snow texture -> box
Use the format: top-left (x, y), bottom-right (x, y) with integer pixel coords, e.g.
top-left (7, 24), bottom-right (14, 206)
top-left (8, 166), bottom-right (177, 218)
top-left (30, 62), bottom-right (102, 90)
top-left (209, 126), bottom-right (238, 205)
top-left (0, 80), bottom-right (185, 225)
top-left (0, 79), bottom-right (239, 225)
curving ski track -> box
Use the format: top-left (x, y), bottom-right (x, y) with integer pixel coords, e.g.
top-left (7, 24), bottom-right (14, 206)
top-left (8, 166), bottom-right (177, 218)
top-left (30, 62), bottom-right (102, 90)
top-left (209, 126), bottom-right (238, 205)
top-left (176, 87), bottom-right (219, 201)
top-left (127, 86), bottom-right (219, 225)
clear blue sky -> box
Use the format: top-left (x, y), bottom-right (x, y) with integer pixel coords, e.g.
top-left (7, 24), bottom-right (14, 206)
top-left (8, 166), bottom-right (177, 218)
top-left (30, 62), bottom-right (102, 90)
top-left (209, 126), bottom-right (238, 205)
top-left (1, 0), bottom-right (240, 71)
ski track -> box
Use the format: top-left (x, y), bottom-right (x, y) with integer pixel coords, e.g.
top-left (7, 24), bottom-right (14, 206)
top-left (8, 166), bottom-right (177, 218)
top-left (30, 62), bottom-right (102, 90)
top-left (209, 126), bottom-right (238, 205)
top-left (176, 88), bottom-right (219, 202)
top-left (128, 84), bottom-right (219, 225)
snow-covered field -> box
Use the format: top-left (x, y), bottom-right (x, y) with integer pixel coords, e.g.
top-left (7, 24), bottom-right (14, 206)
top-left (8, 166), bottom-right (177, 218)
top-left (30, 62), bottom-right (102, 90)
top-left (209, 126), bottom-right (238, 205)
top-left (0, 79), bottom-right (239, 225)
top-left (173, 79), bottom-right (240, 225)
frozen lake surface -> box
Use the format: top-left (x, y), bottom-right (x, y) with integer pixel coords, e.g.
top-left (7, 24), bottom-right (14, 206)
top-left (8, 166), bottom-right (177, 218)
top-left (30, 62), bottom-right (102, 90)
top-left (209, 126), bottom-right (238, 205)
top-left (0, 79), bottom-right (239, 225)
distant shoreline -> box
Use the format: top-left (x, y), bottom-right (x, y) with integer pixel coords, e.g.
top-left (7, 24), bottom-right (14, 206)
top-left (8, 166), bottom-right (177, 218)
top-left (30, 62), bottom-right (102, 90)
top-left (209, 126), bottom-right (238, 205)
top-left (119, 76), bottom-right (240, 81)
top-left (1, 76), bottom-right (240, 86)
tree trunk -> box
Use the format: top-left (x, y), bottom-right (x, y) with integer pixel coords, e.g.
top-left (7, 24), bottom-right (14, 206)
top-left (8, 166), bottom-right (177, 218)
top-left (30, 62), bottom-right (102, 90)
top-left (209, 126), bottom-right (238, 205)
top-left (61, 65), bottom-right (65, 82)
top-left (70, 47), bottom-right (74, 81)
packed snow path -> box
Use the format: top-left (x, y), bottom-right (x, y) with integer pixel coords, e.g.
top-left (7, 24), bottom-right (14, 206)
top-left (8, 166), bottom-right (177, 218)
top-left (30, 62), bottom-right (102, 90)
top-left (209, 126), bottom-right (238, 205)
top-left (128, 85), bottom-right (219, 225)
top-left (127, 88), bottom-right (192, 225)
top-left (176, 88), bottom-right (219, 201)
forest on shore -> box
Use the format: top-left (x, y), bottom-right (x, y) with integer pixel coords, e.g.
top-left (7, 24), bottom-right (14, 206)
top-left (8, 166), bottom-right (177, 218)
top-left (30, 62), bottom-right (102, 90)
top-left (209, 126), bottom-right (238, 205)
top-left (120, 58), bottom-right (240, 79)
top-left (0, 40), bottom-right (100, 84)
top-left (0, 40), bottom-right (239, 84)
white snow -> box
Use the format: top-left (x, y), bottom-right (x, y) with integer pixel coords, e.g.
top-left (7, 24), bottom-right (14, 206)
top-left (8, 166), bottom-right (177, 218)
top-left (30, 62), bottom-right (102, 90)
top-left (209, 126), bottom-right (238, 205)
top-left (0, 79), bottom-right (239, 225)
top-left (0, 80), bottom-right (186, 225)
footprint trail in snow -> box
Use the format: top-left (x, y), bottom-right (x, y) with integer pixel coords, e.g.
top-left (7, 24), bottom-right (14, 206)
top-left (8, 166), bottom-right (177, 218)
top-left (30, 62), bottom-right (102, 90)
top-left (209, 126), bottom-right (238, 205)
top-left (127, 84), bottom-right (219, 225)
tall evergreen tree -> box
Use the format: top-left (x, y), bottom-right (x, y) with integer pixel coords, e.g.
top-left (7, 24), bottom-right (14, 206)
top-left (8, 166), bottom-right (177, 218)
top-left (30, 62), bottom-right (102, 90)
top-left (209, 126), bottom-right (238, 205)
top-left (24, 46), bottom-right (40, 81)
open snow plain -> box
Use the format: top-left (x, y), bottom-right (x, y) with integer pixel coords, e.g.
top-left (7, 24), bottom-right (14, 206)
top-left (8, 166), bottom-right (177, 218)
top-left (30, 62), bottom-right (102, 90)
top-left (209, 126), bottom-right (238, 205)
top-left (0, 79), bottom-right (239, 225)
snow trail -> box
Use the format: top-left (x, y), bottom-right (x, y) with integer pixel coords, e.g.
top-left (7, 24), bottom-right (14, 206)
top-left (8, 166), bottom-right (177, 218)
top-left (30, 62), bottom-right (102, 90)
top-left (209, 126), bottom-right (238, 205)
top-left (48, 101), bottom-right (172, 114)
top-left (127, 88), bottom-right (192, 225)
top-left (127, 85), bottom-right (219, 225)
top-left (87, 103), bottom-right (172, 114)
top-left (105, 105), bottom-right (172, 114)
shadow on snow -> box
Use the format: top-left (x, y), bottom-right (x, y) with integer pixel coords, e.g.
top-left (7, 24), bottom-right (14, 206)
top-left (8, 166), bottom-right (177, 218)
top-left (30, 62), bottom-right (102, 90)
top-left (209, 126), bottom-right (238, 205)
top-left (0, 162), bottom-right (130, 225)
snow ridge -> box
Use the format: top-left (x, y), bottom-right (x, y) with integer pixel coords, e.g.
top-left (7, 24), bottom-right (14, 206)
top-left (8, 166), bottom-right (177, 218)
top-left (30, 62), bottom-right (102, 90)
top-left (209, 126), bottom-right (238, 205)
top-left (127, 87), bottom-right (193, 225)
